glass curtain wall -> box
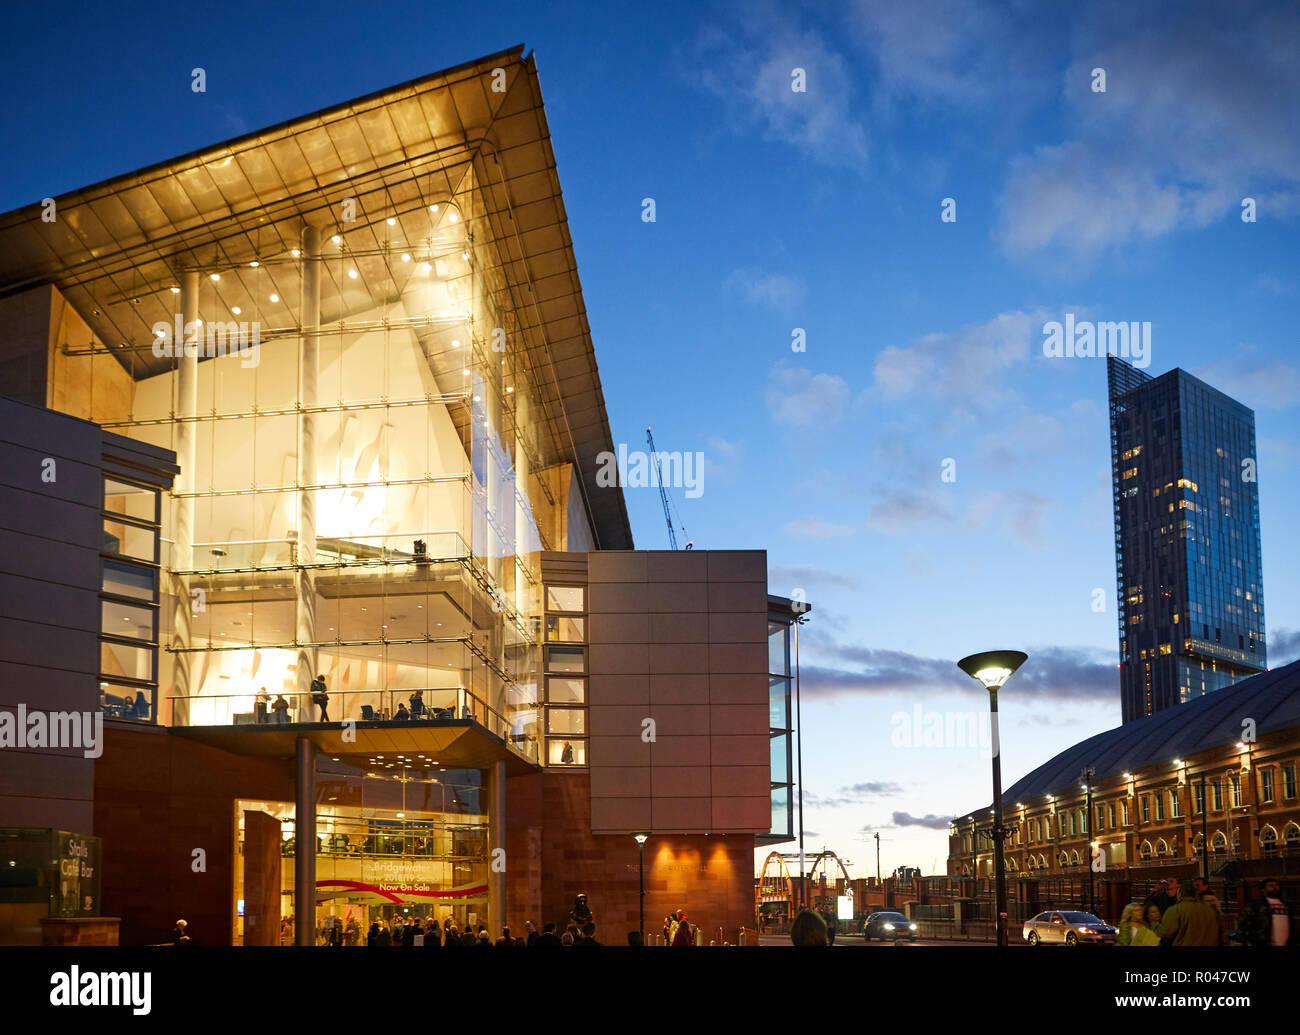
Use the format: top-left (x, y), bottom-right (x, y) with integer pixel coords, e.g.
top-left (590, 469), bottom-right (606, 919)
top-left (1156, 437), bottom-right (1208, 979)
top-left (119, 163), bottom-right (573, 762)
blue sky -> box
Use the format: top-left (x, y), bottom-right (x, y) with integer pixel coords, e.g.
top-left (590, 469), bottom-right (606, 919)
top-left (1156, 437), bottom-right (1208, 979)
top-left (3, 0), bottom-right (1297, 878)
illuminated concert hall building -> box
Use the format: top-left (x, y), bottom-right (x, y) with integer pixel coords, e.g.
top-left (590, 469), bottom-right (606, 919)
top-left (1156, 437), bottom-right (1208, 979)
top-left (0, 47), bottom-right (799, 945)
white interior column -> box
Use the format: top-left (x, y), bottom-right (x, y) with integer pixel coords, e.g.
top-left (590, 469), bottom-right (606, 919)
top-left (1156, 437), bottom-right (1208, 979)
top-left (170, 268), bottom-right (200, 726)
top-left (295, 226), bottom-right (320, 720)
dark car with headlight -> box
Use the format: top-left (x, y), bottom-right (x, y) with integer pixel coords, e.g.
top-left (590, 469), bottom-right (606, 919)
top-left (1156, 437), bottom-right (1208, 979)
top-left (1022, 910), bottom-right (1117, 945)
top-left (862, 911), bottom-right (917, 941)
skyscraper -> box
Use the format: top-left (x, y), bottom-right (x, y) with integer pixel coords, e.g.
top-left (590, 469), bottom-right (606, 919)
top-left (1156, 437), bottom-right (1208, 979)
top-left (1108, 355), bottom-right (1266, 722)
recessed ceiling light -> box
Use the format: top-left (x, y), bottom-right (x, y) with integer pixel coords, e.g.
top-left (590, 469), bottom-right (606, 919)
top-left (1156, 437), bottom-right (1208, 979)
top-left (332, 235), bottom-right (341, 244)
top-left (506, 386), bottom-right (514, 393)
top-left (170, 286), bottom-right (180, 294)
top-left (250, 260), bottom-right (259, 267)
top-left (461, 251), bottom-right (469, 260)
top-left (401, 253), bottom-right (411, 262)
top-left (270, 293), bottom-right (279, 303)
top-left (463, 369), bottom-right (470, 376)
top-left (210, 273), bottom-right (220, 281)
top-left (449, 212), bottom-right (458, 223)
top-left (386, 217), bottom-right (396, 226)
top-left (232, 306), bottom-right (241, 315)
top-left (429, 204), bottom-right (439, 212)
top-left (291, 248), bottom-right (300, 257)
top-left (347, 269), bottom-right (358, 279)
top-left (420, 262), bottom-right (431, 274)
top-left (451, 339), bottom-right (460, 347)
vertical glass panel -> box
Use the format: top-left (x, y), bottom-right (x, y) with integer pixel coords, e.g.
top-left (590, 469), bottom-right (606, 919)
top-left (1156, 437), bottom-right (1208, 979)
top-left (103, 478), bottom-right (157, 523)
top-left (102, 519), bottom-right (157, 562)
top-left (544, 646), bottom-right (584, 673)
top-left (770, 733), bottom-right (788, 783)
top-left (768, 620), bottom-right (789, 675)
top-left (545, 586), bottom-right (584, 612)
top-left (102, 559), bottom-right (156, 601)
top-left (102, 600), bottom-right (156, 641)
top-left (547, 737), bottom-right (585, 766)
top-left (546, 677), bottom-right (585, 705)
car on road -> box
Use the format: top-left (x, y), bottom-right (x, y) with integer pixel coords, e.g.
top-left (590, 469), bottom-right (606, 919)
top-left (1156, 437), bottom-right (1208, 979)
top-left (861, 911), bottom-right (917, 942)
top-left (1022, 910), bottom-right (1117, 946)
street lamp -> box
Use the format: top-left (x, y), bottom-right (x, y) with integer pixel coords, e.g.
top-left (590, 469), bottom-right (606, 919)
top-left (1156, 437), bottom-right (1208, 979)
top-left (1081, 767), bottom-right (1095, 915)
top-left (633, 832), bottom-right (649, 941)
top-left (958, 649), bottom-right (1028, 948)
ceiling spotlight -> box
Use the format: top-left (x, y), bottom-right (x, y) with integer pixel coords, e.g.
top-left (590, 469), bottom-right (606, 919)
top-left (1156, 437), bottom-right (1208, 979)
top-left (463, 369), bottom-right (470, 376)
top-left (451, 339), bottom-right (460, 347)
top-left (506, 386), bottom-right (514, 393)
top-left (291, 248), bottom-right (300, 257)
top-left (232, 306), bottom-right (241, 315)
top-left (448, 212), bottom-right (458, 223)
top-left (269, 293), bottom-right (279, 303)
top-left (401, 253), bottom-right (411, 262)
top-left (429, 204), bottom-right (439, 212)
top-left (170, 286), bottom-right (180, 294)
top-left (347, 269), bottom-right (358, 279)
top-left (461, 251), bottom-right (469, 260)
top-left (386, 217), bottom-right (396, 226)
top-left (332, 235), bottom-right (341, 244)
top-left (420, 262), bottom-right (431, 274)
top-left (249, 260), bottom-right (259, 267)
top-left (209, 273), bottom-right (220, 282)
top-left (473, 394), bottom-right (480, 402)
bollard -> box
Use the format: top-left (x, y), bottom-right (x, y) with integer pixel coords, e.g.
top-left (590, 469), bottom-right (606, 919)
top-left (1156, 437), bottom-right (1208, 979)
top-left (738, 927), bottom-right (747, 946)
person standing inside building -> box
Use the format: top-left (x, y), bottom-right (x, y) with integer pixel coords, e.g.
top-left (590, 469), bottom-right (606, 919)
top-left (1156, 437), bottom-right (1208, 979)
top-left (311, 674), bottom-right (330, 722)
top-left (255, 687), bottom-right (270, 724)
top-left (672, 912), bottom-right (693, 946)
top-left (272, 693), bottom-right (290, 724)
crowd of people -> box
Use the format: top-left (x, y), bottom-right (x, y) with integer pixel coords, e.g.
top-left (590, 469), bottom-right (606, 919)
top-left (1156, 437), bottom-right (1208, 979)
top-left (354, 917), bottom-right (611, 947)
top-left (1118, 876), bottom-right (1294, 947)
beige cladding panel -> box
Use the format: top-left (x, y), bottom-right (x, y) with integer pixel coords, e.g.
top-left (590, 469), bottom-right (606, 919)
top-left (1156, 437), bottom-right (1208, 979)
top-left (587, 549), bottom-right (770, 834)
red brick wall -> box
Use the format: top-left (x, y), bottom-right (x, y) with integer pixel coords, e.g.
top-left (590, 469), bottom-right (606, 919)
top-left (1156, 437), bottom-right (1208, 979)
top-left (506, 769), bottom-right (756, 943)
top-left (93, 725), bottom-right (293, 946)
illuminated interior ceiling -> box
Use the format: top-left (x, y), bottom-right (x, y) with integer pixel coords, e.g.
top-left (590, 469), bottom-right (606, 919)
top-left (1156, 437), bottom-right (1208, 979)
top-left (0, 44), bottom-right (631, 550)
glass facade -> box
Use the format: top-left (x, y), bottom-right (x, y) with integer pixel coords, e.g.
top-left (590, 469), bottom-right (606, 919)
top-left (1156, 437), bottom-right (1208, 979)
top-left (97, 168), bottom-right (609, 764)
top-left (235, 760), bottom-right (488, 944)
top-left (763, 612), bottom-right (794, 843)
top-left (1108, 356), bottom-right (1266, 721)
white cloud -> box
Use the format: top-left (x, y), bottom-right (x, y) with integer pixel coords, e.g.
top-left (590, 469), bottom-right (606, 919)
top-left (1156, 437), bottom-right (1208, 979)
top-left (997, 2), bottom-right (1300, 262)
top-left (692, 9), bottom-right (869, 169)
top-left (723, 267), bottom-right (806, 310)
top-left (766, 365), bottom-right (850, 426)
top-left (782, 515), bottom-right (856, 539)
top-left (872, 310), bottom-right (1039, 406)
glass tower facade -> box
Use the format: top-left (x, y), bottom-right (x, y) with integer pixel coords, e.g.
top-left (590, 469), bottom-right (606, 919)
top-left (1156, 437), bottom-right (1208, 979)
top-left (1108, 355), bottom-right (1266, 722)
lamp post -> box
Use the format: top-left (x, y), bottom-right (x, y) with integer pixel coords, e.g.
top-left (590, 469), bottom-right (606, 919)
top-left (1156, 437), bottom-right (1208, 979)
top-left (958, 649), bottom-right (1028, 948)
top-left (794, 612), bottom-right (808, 910)
top-left (1081, 767), bottom-right (1095, 915)
top-left (633, 833), bottom-right (648, 941)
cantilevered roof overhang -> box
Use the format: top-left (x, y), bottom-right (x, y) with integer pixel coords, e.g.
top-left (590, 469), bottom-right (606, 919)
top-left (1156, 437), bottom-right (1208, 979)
top-left (0, 44), bottom-right (632, 549)
top-left (170, 717), bottom-right (538, 775)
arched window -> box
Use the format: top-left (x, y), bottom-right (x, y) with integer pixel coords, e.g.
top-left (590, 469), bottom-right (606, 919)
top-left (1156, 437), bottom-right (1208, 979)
top-left (1210, 832), bottom-right (1227, 856)
top-left (1156, 838), bottom-right (1169, 857)
top-left (1038, 854), bottom-right (1047, 869)
top-left (1007, 857), bottom-right (1017, 871)
top-left (1140, 840), bottom-right (1154, 860)
top-left (1284, 823), bottom-right (1300, 853)
top-left (1058, 851), bottom-right (1068, 866)
top-left (1070, 850), bottom-right (1081, 866)
top-left (1260, 826), bottom-right (1279, 859)
top-left (1192, 833), bottom-right (1204, 852)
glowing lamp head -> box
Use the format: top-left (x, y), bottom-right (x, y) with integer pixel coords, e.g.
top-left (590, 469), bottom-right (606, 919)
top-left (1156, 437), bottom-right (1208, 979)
top-left (632, 832), bottom-right (649, 845)
top-left (957, 650), bottom-right (1028, 691)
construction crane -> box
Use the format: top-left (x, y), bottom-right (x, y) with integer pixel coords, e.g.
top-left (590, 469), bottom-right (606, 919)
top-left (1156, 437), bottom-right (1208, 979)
top-left (645, 426), bottom-right (691, 550)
